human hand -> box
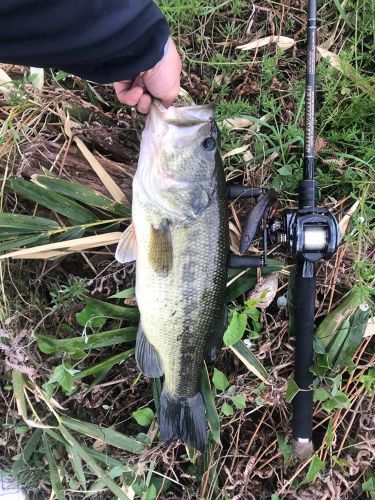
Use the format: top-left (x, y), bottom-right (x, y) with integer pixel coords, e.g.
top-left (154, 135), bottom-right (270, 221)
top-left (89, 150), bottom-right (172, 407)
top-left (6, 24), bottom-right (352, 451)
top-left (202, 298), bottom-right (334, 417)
top-left (114, 38), bottom-right (181, 113)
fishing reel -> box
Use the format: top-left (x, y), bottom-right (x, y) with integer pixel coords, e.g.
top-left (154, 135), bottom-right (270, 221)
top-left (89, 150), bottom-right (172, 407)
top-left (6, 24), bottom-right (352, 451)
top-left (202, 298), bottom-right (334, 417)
top-left (227, 181), bottom-right (340, 273)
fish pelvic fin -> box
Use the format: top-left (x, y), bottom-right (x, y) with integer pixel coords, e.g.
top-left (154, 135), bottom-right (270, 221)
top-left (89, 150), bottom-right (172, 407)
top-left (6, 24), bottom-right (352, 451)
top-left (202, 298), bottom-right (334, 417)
top-left (148, 219), bottom-right (173, 276)
top-left (115, 222), bottom-right (137, 264)
top-left (135, 324), bottom-right (164, 378)
top-left (159, 391), bottom-right (207, 452)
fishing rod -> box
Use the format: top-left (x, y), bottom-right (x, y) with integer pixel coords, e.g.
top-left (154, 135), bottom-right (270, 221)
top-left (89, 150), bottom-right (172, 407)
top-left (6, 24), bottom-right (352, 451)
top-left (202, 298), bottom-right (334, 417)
top-left (227, 0), bottom-right (340, 457)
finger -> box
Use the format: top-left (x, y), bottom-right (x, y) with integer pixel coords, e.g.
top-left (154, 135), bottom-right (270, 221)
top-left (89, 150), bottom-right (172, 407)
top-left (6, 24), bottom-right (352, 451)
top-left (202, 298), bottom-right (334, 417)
top-left (113, 80), bottom-right (132, 93)
top-left (137, 93), bottom-right (152, 114)
top-left (115, 85), bottom-right (144, 106)
top-left (160, 96), bottom-right (176, 109)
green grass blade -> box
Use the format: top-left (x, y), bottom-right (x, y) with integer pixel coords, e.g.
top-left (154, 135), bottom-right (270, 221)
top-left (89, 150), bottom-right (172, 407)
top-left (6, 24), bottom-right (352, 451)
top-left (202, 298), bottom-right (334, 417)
top-left (76, 296), bottom-right (139, 326)
top-left (36, 326), bottom-right (137, 354)
top-left (74, 348), bottom-right (135, 379)
top-left (0, 213), bottom-right (60, 231)
top-left (59, 426), bottom-right (129, 500)
top-left (332, 0), bottom-right (354, 29)
top-left (8, 177), bottom-right (97, 224)
top-left (61, 417), bottom-right (145, 454)
top-left (66, 444), bottom-right (87, 490)
top-left (201, 365), bottom-right (221, 445)
top-left (43, 434), bottom-right (67, 500)
top-left (230, 341), bottom-right (268, 382)
top-left (33, 175), bottom-right (130, 217)
top-left (0, 234), bottom-right (49, 253)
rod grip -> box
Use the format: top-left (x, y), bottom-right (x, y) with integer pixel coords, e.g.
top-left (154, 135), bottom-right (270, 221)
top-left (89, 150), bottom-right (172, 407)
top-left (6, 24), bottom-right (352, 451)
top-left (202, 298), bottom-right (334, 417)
top-left (292, 264), bottom-right (316, 441)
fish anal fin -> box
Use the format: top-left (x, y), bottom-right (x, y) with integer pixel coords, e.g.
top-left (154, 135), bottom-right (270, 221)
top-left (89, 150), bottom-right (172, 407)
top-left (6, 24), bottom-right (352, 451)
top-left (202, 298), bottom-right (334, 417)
top-left (135, 324), bottom-right (164, 378)
top-left (148, 219), bottom-right (173, 276)
top-left (159, 391), bottom-right (207, 452)
top-left (115, 222), bottom-right (137, 264)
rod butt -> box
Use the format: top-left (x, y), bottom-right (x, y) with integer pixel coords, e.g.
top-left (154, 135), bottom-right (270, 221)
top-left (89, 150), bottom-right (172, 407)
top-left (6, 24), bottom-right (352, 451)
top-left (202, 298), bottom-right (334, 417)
top-left (292, 438), bottom-right (314, 459)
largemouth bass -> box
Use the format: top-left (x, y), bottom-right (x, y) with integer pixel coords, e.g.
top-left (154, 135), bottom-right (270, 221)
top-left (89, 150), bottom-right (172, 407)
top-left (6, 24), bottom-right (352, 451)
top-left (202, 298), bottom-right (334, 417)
top-left (116, 101), bottom-right (228, 451)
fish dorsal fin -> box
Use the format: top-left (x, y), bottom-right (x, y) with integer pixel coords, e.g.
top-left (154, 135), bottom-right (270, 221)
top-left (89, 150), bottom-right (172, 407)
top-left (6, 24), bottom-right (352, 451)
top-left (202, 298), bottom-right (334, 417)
top-left (148, 219), bottom-right (173, 276)
top-left (115, 222), bottom-right (137, 263)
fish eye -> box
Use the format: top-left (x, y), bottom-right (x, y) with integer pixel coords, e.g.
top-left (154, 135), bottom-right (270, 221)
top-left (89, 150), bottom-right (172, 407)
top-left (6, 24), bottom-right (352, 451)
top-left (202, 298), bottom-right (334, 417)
top-left (202, 137), bottom-right (216, 151)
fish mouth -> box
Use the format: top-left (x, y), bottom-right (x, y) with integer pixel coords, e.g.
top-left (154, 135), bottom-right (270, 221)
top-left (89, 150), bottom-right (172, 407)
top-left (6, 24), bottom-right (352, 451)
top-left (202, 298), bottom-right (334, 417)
top-left (148, 100), bottom-right (215, 133)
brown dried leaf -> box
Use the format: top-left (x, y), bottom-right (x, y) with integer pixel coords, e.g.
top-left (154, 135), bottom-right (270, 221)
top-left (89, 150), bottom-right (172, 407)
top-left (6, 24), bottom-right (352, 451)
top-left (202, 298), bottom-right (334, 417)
top-left (247, 273), bottom-right (279, 309)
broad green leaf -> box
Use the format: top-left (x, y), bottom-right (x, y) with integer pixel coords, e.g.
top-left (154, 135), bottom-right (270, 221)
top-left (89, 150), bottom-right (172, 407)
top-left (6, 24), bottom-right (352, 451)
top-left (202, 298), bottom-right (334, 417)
top-left (334, 307), bottom-right (370, 367)
top-left (62, 417), bottom-right (144, 454)
top-left (232, 394), bottom-right (246, 409)
top-left (32, 175), bottom-right (130, 216)
top-left (201, 366), bottom-right (221, 445)
top-left (313, 338), bottom-right (326, 354)
top-left (223, 311), bottom-right (247, 346)
top-left (313, 388), bottom-right (330, 403)
top-left (36, 326), bottom-right (137, 354)
top-left (145, 484), bottom-right (157, 500)
top-left (11, 429), bottom-right (42, 478)
top-left (43, 434), bottom-right (67, 500)
top-left (212, 368), bottom-right (229, 391)
top-left (326, 317), bottom-right (350, 365)
top-left (315, 288), bottom-right (365, 347)
top-left (277, 435), bottom-right (292, 466)
top-left (221, 402), bottom-right (234, 416)
top-left (8, 177), bottom-right (97, 224)
top-left (285, 379), bottom-right (299, 403)
top-left (46, 364), bottom-right (74, 394)
top-left (230, 340), bottom-right (268, 382)
top-left (362, 473), bottom-right (375, 495)
top-left (109, 287), bottom-right (136, 299)
top-left (359, 368), bottom-right (375, 395)
top-left (0, 213), bottom-right (59, 231)
top-left (322, 391), bottom-right (350, 412)
top-left (76, 296), bottom-right (139, 327)
top-left (226, 259), bottom-right (283, 301)
top-left (302, 455), bottom-right (325, 484)
top-left (74, 348), bottom-right (135, 379)
top-left (133, 407), bottom-right (155, 427)
top-left (59, 426), bottom-right (129, 500)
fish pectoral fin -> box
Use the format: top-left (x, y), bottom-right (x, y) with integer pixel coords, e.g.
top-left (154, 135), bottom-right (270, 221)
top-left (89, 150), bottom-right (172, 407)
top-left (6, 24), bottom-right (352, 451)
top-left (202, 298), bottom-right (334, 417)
top-left (135, 324), bottom-right (164, 378)
top-left (115, 222), bottom-right (137, 264)
top-left (148, 219), bottom-right (173, 276)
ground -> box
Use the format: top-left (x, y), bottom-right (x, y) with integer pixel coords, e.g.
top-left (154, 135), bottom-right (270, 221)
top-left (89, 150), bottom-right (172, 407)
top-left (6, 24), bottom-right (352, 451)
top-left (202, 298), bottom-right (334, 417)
top-left (0, 0), bottom-right (374, 499)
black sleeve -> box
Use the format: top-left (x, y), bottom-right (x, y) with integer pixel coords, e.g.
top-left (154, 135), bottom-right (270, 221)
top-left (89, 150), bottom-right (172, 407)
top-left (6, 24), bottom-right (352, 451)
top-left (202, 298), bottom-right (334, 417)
top-left (0, 0), bottom-right (169, 83)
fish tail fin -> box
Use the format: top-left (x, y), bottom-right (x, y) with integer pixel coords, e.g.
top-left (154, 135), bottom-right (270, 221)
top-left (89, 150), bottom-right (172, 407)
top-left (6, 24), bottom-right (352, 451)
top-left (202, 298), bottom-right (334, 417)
top-left (159, 391), bottom-right (207, 452)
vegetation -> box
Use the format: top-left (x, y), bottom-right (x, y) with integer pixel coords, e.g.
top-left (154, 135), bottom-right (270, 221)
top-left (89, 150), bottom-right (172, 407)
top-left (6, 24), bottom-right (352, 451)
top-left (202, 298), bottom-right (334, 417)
top-left (0, 0), bottom-right (373, 498)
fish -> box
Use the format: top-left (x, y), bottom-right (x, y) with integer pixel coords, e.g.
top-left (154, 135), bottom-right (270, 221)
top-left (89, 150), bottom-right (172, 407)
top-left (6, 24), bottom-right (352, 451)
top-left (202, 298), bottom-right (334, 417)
top-left (116, 101), bottom-right (229, 451)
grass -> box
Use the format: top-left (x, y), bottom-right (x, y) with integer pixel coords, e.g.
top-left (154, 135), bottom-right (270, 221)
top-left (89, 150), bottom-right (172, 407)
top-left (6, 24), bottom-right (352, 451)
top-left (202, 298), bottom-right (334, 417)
top-left (0, 0), bottom-right (374, 498)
